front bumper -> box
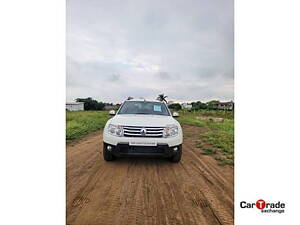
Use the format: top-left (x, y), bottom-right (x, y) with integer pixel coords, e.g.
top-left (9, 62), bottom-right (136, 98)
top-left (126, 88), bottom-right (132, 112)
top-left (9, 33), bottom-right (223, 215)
top-left (104, 142), bottom-right (180, 158)
top-left (103, 132), bottom-right (183, 147)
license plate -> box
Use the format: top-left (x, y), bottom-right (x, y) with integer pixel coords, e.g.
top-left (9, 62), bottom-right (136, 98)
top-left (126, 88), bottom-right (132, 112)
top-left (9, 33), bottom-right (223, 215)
top-left (129, 141), bottom-right (157, 146)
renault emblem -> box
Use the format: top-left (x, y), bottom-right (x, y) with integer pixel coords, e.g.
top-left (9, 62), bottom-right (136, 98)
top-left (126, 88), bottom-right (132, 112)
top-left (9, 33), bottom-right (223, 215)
top-left (140, 128), bottom-right (147, 136)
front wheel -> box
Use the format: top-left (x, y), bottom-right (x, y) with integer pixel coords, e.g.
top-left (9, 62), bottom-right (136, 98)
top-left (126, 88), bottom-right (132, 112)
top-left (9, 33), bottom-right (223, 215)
top-left (169, 145), bottom-right (182, 163)
top-left (103, 143), bottom-right (116, 161)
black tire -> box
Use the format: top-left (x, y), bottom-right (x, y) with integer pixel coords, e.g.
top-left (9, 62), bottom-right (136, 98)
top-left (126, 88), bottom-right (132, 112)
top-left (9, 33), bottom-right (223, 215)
top-left (169, 145), bottom-right (182, 163)
top-left (103, 143), bottom-right (116, 161)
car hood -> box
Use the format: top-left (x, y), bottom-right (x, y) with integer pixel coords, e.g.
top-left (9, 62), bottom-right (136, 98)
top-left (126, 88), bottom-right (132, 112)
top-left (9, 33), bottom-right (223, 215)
top-left (108, 114), bottom-right (179, 127)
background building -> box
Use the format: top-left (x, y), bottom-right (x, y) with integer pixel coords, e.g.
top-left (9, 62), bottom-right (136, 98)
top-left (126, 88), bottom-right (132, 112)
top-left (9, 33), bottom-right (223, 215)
top-left (217, 101), bottom-right (234, 110)
top-left (66, 102), bottom-right (84, 111)
top-left (181, 103), bottom-right (192, 109)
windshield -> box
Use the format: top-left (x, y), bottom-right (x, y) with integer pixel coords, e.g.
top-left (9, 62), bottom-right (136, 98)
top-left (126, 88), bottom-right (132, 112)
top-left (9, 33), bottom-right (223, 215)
top-left (118, 101), bottom-right (170, 116)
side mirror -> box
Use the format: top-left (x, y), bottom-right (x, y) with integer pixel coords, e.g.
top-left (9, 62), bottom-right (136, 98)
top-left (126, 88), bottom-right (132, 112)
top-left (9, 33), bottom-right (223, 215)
top-left (172, 112), bottom-right (179, 117)
top-left (109, 110), bottom-right (116, 115)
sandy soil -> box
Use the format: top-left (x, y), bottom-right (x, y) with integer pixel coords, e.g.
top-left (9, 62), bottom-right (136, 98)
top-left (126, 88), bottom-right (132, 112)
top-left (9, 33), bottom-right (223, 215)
top-left (67, 125), bottom-right (233, 225)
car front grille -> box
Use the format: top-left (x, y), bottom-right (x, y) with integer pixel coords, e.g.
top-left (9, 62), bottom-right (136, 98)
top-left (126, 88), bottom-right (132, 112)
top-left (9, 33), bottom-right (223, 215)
top-left (123, 126), bottom-right (164, 138)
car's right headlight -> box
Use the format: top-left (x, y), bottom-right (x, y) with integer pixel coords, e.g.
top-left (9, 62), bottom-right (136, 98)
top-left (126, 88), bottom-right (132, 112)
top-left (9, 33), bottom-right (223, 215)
top-left (107, 124), bottom-right (123, 137)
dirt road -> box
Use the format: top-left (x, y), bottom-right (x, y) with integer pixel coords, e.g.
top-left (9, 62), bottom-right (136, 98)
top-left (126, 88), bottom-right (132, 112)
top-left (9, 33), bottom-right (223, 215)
top-left (67, 125), bottom-right (233, 225)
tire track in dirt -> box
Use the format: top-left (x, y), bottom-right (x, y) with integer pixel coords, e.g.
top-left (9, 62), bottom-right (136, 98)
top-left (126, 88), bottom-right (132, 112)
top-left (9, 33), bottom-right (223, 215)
top-left (67, 125), bottom-right (233, 225)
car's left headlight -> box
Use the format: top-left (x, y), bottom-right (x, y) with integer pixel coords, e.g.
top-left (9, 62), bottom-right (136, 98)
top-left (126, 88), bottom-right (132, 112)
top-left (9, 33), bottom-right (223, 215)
top-left (163, 125), bottom-right (179, 138)
top-left (107, 124), bottom-right (123, 137)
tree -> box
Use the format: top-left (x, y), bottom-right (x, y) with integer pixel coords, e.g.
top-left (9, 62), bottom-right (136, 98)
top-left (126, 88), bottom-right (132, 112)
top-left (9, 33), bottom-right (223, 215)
top-left (96, 102), bottom-right (105, 110)
top-left (168, 103), bottom-right (182, 111)
top-left (206, 100), bottom-right (220, 110)
top-left (156, 93), bottom-right (168, 103)
top-left (75, 97), bottom-right (105, 110)
top-left (191, 101), bottom-right (207, 110)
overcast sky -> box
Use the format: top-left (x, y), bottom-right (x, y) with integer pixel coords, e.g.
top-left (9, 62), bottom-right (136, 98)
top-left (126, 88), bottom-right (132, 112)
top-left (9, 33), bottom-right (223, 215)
top-left (67, 0), bottom-right (233, 103)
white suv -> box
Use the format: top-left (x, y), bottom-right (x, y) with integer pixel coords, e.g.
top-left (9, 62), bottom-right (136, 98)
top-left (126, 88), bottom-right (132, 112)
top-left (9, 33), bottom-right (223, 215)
top-left (103, 99), bottom-right (183, 162)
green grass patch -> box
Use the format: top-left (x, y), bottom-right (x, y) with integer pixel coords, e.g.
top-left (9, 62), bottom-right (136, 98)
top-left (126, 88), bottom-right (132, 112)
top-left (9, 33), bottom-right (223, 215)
top-left (66, 111), bottom-right (110, 141)
top-left (201, 148), bottom-right (217, 155)
top-left (177, 110), bottom-right (234, 165)
top-left (214, 156), bottom-right (234, 166)
top-left (179, 109), bottom-right (233, 119)
top-left (195, 140), bottom-right (204, 148)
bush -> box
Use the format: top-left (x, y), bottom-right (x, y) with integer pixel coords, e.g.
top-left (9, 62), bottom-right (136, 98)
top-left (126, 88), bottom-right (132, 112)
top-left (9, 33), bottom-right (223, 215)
top-left (168, 103), bottom-right (182, 111)
top-left (75, 97), bottom-right (105, 110)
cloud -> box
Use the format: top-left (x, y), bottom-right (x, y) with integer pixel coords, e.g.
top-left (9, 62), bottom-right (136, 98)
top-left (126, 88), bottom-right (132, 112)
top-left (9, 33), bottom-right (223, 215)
top-left (156, 72), bottom-right (172, 80)
top-left (107, 73), bottom-right (121, 82)
top-left (67, 0), bottom-right (233, 103)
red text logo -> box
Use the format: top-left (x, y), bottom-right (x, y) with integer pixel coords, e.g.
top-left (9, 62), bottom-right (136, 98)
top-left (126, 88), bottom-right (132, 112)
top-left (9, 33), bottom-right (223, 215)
top-left (256, 199), bottom-right (266, 209)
